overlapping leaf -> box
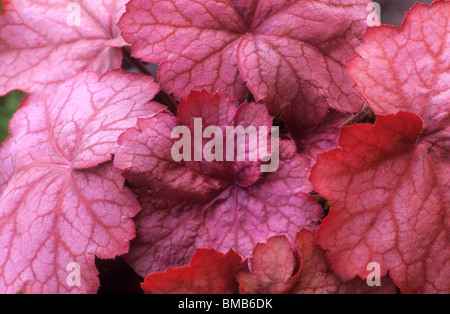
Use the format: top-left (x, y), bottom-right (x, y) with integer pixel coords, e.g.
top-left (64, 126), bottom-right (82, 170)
top-left (0, 0), bottom-right (446, 295)
top-left (237, 231), bottom-right (397, 294)
top-left (142, 231), bottom-right (397, 294)
top-left (0, 70), bottom-right (164, 293)
top-left (114, 90), bottom-right (323, 277)
top-left (290, 229), bottom-right (397, 294)
top-left (348, 0), bottom-right (450, 203)
top-left (310, 1), bottom-right (450, 294)
top-left (119, 0), bottom-right (370, 128)
top-left (0, 0), bottom-right (129, 96)
top-left (142, 249), bottom-right (246, 294)
top-left (311, 112), bottom-right (449, 294)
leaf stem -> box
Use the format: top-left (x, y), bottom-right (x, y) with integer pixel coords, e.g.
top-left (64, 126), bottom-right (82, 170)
top-left (122, 47), bottom-right (178, 115)
top-left (339, 104), bottom-right (375, 127)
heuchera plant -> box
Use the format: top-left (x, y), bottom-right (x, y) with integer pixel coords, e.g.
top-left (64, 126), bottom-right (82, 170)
top-left (0, 0), bottom-right (448, 294)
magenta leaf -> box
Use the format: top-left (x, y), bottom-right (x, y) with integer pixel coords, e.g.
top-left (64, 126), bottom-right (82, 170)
top-left (0, 70), bottom-right (164, 294)
top-left (0, 0), bottom-right (129, 96)
top-left (119, 0), bottom-right (370, 127)
top-left (311, 112), bottom-right (449, 294)
top-left (114, 90), bottom-right (323, 277)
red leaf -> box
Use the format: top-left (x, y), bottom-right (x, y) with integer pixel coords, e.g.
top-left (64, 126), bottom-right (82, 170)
top-left (114, 91), bottom-right (323, 276)
top-left (0, 70), bottom-right (163, 294)
top-left (340, 2), bottom-right (450, 293)
top-left (310, 112), bottom-right (449, 294)
top-left (0, 0), bottom-right (129, 96)
top-left (142, 249), bottom-right (246, 294)
top-left (119, 0), bottom-right (370, 127)
top-left (236, 235), bottom-right (301, 294)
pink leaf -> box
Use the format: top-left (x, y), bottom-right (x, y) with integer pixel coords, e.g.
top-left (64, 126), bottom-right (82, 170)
top-left (237, 34), bottom-right (332, 128)
top-left (118, 0), bottom-right (249, 101)
top-left (119, 0), bottom-right (370, 127)
top-left (0, 70), bottom-right (163, 294)
top-left (0, 0), bottom-right (129, 96)
top-left (142, 249), bottom-right (247, 294)
top-left (310, 112), bottom-right (449, 294)
top-left (0, 138), bottom-right (15, 197)
top-left (348, 0), bottom-right (450, 133)
top-left (114, 90), bottom-right (323, 277)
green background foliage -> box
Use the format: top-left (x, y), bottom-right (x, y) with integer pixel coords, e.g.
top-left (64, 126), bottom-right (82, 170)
top-left (0, 91), bottom-right (24, 144)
